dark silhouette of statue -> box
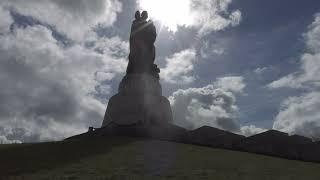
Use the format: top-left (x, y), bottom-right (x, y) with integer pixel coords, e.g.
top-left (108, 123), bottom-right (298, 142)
top-left (102, 11), bottom-right (172, 127)
top-left (127, 11), bottom-right (160, 78)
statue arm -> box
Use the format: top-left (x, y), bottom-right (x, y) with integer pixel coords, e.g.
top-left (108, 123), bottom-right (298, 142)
top-left (148, 20), bottom-right (157, 43)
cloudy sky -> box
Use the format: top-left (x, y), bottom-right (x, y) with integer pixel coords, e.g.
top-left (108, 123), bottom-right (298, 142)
top-left (1, 0), bottom-right (320, 143)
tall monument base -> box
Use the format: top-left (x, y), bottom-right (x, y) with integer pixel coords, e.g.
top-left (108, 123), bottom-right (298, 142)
top-left (102, 74), bottom-right (173, 127)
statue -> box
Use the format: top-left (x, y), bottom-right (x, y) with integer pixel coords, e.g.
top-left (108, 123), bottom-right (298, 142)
top-left (102, 11), bottom-right (172, 127)
top-left (127, 11), bottom-right (160, 78)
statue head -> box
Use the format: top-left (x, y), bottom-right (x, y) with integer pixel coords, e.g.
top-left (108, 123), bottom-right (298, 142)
top-left (135, 11), bottom-right (141, 20)
top-left (141, 11), bottom-right (148, 21)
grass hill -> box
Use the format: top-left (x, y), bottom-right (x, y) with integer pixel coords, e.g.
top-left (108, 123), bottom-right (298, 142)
top-left (1, 136), bottom-right (320, 180)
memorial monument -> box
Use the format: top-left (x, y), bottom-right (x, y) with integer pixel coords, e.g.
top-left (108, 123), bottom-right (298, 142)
top-left (101, 11), bottom-right (173, 127)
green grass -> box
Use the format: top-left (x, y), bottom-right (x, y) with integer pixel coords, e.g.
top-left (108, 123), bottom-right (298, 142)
top-left (1, 136), bottom-right (320, 180)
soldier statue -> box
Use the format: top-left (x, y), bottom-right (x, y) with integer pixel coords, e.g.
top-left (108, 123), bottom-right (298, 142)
top-left (102, 11), bottom-right (172, 127)
top-left (127, 11), bottom-right (160, 79)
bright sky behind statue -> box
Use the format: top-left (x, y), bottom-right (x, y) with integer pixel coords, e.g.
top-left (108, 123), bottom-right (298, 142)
top-left (0, 0), bottom-right (320, 143)
top-left (139, 0), bottom-right (194, 32)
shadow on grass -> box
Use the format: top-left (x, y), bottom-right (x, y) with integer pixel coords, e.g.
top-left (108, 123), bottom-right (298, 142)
top-left (0, 136), bottom-right (135, 177)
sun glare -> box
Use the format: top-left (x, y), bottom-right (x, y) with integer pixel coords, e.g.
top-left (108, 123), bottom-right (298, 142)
top-left (138, 0), bottom-right (193, 32)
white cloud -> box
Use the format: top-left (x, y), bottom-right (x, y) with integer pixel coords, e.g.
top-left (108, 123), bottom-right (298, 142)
top-left (240, 125), bottom-right (267, 137)
top-left (254, 67), bottom-right (268, 75)
top-left (191, 0), bottom-right (241, 36)
top-left (268, 13), bottom-right (320, 89)
top-left (273, 92), bottom-right (320, 139)
top-left (306, 13), bottom-right (320, 53)
top-left (214, 76), bottom-right (246, 93)
top-left (0, 24), bottom-right (128, 142)
top-left (161, 48), bottom-right (196, 84)
top-left (91, 36), bottom-right (129, 58)
top-left (169, 76), bottom-right (266, 136)
top-left (169, 76), bottom-right (245, 131)
top-left (1, 0), bottom-right (122, 41)
top-left (268, 74), bottom-right (302, 89)
top-left (0, 6), bottom-right (12, 34)
top-left (0, 136), bottom-right (21, 144)
top-left (269, 13), bottom-right (320, 139)
top-left (200, 40), bottom-right (225, 58)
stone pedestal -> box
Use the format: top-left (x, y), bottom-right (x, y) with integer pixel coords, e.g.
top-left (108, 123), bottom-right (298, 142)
top-left (102, 73), bottom-right (173, 127)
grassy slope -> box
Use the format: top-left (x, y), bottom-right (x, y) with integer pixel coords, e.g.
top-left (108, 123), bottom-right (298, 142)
top-left (0, 136), bottom-right (320, 180)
